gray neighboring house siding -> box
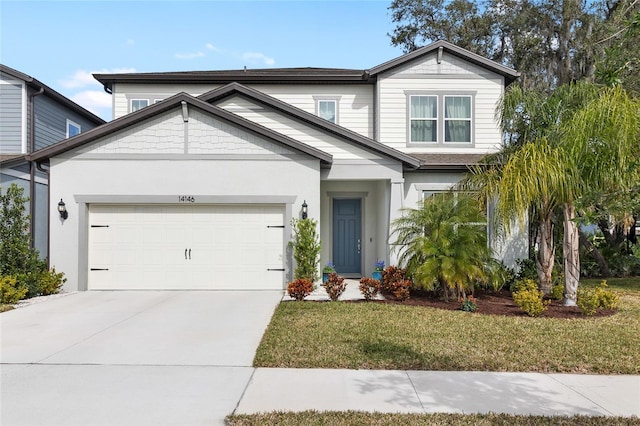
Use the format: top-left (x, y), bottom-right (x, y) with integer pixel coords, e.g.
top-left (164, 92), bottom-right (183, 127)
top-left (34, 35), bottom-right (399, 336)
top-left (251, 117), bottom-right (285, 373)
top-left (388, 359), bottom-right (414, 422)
top-left (0, 72), bottom-right (23, 153)
top-left (0, 64), bottom-right (105, 260)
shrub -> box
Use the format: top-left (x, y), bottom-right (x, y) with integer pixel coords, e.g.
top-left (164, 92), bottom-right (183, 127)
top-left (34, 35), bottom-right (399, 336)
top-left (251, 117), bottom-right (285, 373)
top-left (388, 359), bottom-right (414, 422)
top-left (382, 266), bottom-right (406, 292)
top-left (578, 280), bottom-right (619, 316)
top-left (322, 262), bottom-right (336, 274)
top-left (37, 267), bottom-right (66, 296)
top-left (515, 257), bottom-right (538, 281)
top-left (322, 273), bottom-right (346, 301)
top-left (550, 282), bottom-right (564, 300)
top-left (0, 275), bottom-right (28, 304)
top-left (388, 279), bottom-right (412, 301)
top-left (290, 218), bottom-right (321, 282)
top-left (512, 279), bottom-right (550, 317)
top-left (480, 259), bottom-right (515, 292)
top-left (358, 277), bottom-right (380, 301)
top-left (460, 295), bottom-right (478, 312)
top-left (287, 278), bottom-right (314, 301)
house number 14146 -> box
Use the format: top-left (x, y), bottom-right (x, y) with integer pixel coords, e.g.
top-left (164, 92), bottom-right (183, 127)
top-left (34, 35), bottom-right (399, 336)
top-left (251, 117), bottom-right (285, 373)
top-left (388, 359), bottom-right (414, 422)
top-left (178, 196), bottom-right (196, 203)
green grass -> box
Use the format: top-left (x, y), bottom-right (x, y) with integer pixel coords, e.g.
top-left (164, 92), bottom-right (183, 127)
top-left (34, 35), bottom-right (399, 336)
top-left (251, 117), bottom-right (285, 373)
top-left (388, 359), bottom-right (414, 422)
top-left (226, 411), bottom-right (640, 425)
top-left (254, 278), bottom-right (640, 374)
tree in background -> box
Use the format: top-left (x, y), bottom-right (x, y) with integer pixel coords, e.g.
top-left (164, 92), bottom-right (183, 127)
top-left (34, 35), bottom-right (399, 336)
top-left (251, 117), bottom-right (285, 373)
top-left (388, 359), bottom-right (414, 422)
top-left (389, 0), bottom-right (639, 92)
top-left (291, 218), bottom-right (321, 283)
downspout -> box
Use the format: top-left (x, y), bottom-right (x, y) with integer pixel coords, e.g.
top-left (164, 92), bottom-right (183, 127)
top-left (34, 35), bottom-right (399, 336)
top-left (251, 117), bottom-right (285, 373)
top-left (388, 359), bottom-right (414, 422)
top-left (28, 86), bottom-right (45, 251)
top-left (36, 162), bottom-right (50, 268)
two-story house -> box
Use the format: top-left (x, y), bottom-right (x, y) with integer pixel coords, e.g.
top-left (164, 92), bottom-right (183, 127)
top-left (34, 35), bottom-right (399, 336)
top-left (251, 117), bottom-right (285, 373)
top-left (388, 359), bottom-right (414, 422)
top-left (29, 40), bottom-right (526, 291)
top-left (0, 64), bottom-right (105, 259)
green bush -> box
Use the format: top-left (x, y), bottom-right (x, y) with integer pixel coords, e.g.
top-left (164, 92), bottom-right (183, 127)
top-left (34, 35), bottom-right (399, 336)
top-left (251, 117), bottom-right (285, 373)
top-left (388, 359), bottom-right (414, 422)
top-left (290, 218), bottom-right (321, 282)
top-left (550, 282), bottom-right (564, 300)
top-left (481, 260), bottom-right (515, 292)
top-left (322, 273), bottom-right (346, 301)
top-left (0, 275), bottom-right (28, 304)
top-left (358, 277), bottom-right (380, 301)
top-left (512, 279), bottom-right (550, 317)
top-left (287, 278), bottom-right (314, 301)
top-left (37, 267), bottom-right (67, 296)
top-left (460, 295), bottom-right (478, 312)
top-left (578, 280), bottom-right (620, 316)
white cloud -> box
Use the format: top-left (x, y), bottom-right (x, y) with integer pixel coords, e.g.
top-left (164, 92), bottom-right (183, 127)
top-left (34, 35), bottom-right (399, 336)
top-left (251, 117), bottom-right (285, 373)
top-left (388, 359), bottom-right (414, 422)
top-left (175, 51), bottom-right (205, 60)
top-left (242, 52), bottom-right (275, 66)
top-left (205, 43), bottom-right (223, 53)
top-left (71, 90), bottom-right (112, 119)
top-left (59, 68), bottom-right (136, 89)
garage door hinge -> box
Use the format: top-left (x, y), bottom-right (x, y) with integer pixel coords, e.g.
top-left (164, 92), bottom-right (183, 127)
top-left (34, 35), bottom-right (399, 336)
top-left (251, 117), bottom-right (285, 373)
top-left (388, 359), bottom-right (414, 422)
top-left (91, 225), bottom-right (110, 228)
top-left (267, 268), bottom-right (285, 271)
top-left (267, 225), bottom-right (285, 228)
top-left (90, 268), bottom-right (109, 271)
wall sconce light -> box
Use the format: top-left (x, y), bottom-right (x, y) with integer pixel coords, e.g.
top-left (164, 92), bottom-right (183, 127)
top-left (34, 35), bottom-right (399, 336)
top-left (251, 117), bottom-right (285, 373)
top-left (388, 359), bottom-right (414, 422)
top-left (302, 200), bottom-right (308, 219)
top-left (57, 199), bottom-right (68, 220)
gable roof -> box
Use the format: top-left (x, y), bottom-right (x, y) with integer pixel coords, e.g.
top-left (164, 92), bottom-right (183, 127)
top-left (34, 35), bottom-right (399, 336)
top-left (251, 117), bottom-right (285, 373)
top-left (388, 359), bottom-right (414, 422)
top-left (1, 64), bottom-right (106, 126)
top-left (93, 41), bottom-right (519, 92)
top-left (199, 83), bottom-right (421, 168)
top-left (368, 40), bottom-right (520, 84)
top-left (28, 92), bottom-right (333, 164)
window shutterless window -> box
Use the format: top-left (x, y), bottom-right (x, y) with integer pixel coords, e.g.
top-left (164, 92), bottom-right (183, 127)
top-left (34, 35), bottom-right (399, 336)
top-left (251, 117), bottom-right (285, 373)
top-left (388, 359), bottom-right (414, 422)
top-left (66, 119), bottom-right (81, 138)
top-left (410, 96), bottom-right (437, 143)
top-left (131, 99), bottom-right (149, 112)
top-left (317, 100), bottom-right (337, 123)
top-left (444, 96), bottom-right (472, 143)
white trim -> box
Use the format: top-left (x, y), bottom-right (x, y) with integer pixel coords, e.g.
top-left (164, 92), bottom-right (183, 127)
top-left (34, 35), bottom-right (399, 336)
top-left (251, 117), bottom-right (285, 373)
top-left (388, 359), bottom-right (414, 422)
top-left (21, 81), bottom-right (27, 154)
top-left (313, 96), bottom-right (341, 124)
top-left (66, 119), bottom-right (81, 138)
top-left (443, 95), bottom-right (472, 144)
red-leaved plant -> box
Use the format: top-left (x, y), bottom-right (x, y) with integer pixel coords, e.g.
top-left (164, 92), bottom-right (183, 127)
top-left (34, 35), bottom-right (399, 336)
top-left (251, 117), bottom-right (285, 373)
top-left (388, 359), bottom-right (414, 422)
top-left (359, 277), bottom-right (381, 301)
top-left (323, 272), bottom-right (346, 301)
top-left (382, 266), bottom-right (411, 301)
top-left (287, 278), bottom-right (314, 301)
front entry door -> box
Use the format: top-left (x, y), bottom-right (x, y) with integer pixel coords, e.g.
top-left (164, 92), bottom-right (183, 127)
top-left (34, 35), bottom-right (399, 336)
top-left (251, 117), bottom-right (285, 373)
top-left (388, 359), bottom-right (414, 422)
top-left (332, 199), bottom-right (361, 274)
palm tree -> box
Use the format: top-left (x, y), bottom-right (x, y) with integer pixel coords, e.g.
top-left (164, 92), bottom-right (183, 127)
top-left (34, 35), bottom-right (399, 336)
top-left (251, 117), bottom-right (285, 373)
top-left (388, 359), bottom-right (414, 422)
top-left (392, 193), bottom-right (491, 301)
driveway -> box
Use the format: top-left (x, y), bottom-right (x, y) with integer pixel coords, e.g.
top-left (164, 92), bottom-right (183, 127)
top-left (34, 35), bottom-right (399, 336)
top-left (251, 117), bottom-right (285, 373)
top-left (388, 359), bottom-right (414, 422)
top-left (1, 290), bottom-right (283, 426)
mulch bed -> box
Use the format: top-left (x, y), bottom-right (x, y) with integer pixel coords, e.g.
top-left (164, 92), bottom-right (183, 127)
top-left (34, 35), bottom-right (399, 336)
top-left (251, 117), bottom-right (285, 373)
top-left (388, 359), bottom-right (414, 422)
top-left (353, 289), bottom-right (617, 319)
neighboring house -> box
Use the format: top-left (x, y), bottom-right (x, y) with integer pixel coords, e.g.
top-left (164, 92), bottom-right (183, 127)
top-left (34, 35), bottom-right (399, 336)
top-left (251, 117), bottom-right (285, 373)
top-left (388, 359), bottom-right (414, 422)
top-left (29, 40), bottom-right (527, 291)
top-left (0, 64), bottom-right (105, 259)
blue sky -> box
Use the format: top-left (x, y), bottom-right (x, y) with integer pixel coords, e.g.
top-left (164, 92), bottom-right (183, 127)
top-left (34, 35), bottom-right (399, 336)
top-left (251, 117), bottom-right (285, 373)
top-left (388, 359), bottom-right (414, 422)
top-left (1, 0), bottom-right (404, 120)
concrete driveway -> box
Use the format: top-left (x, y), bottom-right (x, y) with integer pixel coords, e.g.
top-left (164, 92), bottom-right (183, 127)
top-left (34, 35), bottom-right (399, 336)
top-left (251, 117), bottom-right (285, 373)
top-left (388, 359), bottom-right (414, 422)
top-left (1, 290), bottom-right (283, 426)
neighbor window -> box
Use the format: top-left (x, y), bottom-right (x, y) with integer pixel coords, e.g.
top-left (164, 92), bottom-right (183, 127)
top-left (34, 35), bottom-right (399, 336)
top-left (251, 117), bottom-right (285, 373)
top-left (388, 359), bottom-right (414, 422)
top-left (131, 99), bottom-right (149, 112)
top-left (66, 119), bottom-right (81, 138)
top-left (407, 93), bottom-right (474, 145)
top-left (410, 96), bottom-right (437, 143)
top-left (317, 100), bottom-right (337, 123)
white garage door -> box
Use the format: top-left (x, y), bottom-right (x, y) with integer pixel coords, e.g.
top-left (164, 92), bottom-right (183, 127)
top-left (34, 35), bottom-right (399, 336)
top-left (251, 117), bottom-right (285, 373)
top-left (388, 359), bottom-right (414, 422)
top-left (88, 204), bottom-right (285, 290)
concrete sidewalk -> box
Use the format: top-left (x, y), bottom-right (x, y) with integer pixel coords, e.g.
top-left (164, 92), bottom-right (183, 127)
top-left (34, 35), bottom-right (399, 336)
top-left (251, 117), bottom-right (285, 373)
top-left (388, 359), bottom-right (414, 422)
top-left (235, 368), bottom-right (640, 417)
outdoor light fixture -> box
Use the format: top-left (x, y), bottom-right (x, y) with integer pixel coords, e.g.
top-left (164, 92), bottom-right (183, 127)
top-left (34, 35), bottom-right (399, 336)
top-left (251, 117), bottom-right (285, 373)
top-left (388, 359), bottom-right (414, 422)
top-left (57, 199), bottom-right (68, 220)
top-left (302, 200), bottom-right (308, 219)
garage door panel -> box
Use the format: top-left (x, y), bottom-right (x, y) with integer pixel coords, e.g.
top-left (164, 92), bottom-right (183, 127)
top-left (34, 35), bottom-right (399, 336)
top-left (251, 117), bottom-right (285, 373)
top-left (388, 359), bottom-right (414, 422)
top-left (89, 204), bottom-right (285, 290)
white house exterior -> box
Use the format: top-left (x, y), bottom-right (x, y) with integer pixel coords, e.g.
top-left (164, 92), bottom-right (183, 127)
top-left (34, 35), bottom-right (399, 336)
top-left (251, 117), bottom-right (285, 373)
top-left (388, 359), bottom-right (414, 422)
top-left (29, 41), bottom-right (527, 291)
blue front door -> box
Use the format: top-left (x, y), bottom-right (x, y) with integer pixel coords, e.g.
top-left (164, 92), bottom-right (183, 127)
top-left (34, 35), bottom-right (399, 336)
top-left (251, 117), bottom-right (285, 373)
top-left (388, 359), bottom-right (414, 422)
top-left (332, 199), bottom-right (361, 274)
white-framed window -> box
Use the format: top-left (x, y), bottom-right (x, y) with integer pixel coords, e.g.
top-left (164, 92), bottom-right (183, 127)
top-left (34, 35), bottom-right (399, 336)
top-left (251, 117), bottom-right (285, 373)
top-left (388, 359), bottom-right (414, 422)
top-left (410, 95), bottom-right (437, 143)
top-left (444, 96), bottom-right (472, 143)
top-left (66, 119), bottom-right (81, 138)
top-left (407, 93), bottom-right (474, 145)
top-left (317, 99), bottom-right (337, 123)
top-left (131, 99), bottom-right (149, 112)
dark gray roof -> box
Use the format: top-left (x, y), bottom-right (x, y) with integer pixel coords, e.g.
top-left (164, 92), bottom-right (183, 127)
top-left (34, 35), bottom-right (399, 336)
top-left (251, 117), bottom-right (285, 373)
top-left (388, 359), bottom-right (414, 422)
top-left (1, 64), bottom-right (106, 126)
top-left (94, 41), bottom-right (519, 92)
top-left (199, 83), bottom-right (420, 168)
top-left (410, 153), bottom-right (488, 170)
top-left (94, 67), bottom-right (369, 92)
top-left (28, 92), bottom-right (333, 164)
top-left (369, 40), bottom-right (520, 84)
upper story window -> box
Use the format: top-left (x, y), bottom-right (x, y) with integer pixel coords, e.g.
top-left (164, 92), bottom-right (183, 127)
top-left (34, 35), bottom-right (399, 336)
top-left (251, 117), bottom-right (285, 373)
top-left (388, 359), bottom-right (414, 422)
top-left (407, 93), bottom-right (474, 146)
top-left (313, 96), bottom-right (341, 124)
top-left (131, 99), bottom-right (149, 112)
top-left (318, 100), bottom-right (337, 123)
top-left (66, 119), bottom-right (81, 138)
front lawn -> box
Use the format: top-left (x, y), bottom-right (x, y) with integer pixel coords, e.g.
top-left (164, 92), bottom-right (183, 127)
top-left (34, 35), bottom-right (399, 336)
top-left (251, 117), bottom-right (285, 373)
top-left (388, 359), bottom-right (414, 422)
top-left (254, 278), bottom-right (640, 373)
top-left (226, 411), bottom-right (640, 425)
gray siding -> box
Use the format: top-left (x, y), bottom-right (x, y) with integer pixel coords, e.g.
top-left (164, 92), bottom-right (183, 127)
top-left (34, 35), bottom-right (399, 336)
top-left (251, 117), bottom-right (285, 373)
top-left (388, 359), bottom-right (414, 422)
top-left (0, 76), bottom-right (24, 153)
top-left (33, 94), bottom-right (101, 151)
